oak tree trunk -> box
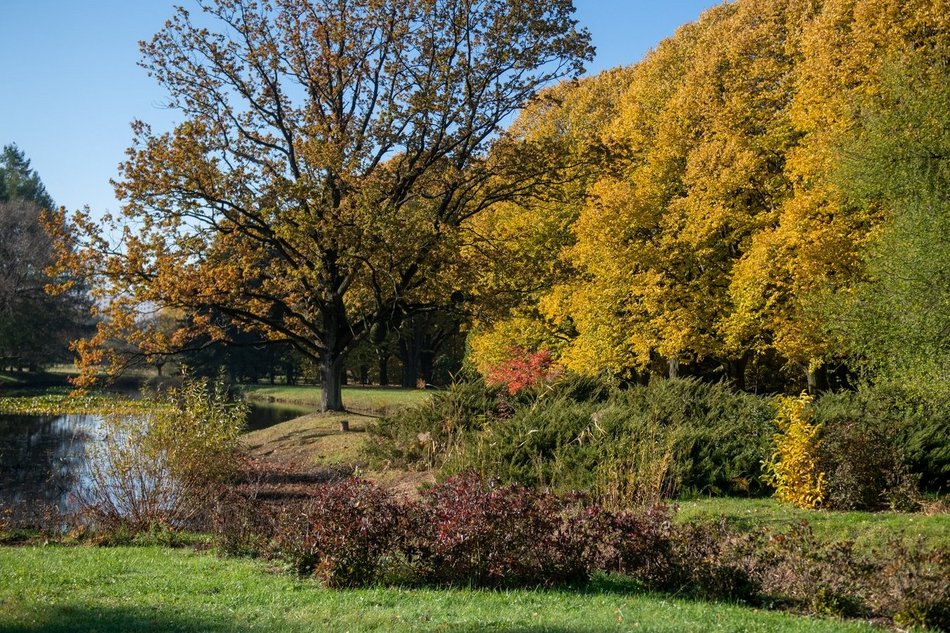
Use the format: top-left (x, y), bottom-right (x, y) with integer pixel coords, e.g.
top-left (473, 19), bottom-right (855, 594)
top-left (320, 353), bottom-right (345, 412)
top-left (377, 348), bottom-right (390, 386)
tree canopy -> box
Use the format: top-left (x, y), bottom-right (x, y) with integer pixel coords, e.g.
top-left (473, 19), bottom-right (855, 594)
top-left (468, 0), bottom-right (948, 392)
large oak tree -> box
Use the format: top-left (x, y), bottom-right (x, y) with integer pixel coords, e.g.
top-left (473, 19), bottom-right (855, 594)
top-left (54, 0), bottom-right (592, 410)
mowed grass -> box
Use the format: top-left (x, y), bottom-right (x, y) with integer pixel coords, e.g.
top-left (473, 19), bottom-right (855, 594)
top-left (241, 384), bottom-right (430, 415)
top-left (239, 385), bottom-right (429, 467)
top-left (0, 546), bottom-right (881, 633)
top-left (243, 410), bottom-right (374, 466)
top-left (678, 497), bottom-right (950, 551)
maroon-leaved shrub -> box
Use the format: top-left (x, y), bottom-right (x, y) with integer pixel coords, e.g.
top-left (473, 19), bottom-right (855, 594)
top-left (271, 478), bottom-right (403, 587)
top-left (210, 471), bottom-right (948, 630)
top-left (407, 473), bottom-right (591, 587)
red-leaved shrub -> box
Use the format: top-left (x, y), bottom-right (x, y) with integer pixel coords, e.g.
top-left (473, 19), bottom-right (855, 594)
top-left (486, 347), bottom-right (562, 395)
top-left (407, 473), bottom-right (590, 587)
top-left (212, 472), bottom-right (948, 630)
top-left (271, 478), bottom-right (403, 587)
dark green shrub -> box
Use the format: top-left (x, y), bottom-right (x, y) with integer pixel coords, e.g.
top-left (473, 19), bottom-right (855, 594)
top-left (444, 395), bottom-right (603, 489)
top-left (444, 378), bottom-right (775, 503)
top-left (362, 378), bottom-right (507, 470)
top-left (612, 379), bottom-right (775, 498)
top-left (857, 385), bottom-right (950, 492)
top-left (531, 372), bottom-right (617, 403)
top-left (813, 388), bottom-right (943, 506)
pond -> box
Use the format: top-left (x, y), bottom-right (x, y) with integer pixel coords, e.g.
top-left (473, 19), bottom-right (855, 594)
top-left (0, 401), bottom-right (308, 522)
top-left (245, 401), bottom-right (312, 431)
top-left (0, 413), bottom-right (98, 520)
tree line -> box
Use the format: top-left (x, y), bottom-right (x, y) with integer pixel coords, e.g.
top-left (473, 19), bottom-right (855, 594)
top-left (0, 145), bottom-right (89, 372)
top-left (466, 0), bottom-right (948, 403)
top-left (25, 0), bottom-right (947, 410)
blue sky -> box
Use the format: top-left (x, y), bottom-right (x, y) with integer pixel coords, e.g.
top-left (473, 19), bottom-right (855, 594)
top-left (0, 1), bottom-right (722, 215)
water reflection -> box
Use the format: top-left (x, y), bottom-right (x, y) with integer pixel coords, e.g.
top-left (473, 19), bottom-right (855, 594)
top-left (245, 402), bottom-right (309, 431)
top-left (0, 413), bottom-right (99, 520)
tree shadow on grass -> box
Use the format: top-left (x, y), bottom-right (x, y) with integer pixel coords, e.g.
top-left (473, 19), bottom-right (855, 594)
top-left (0, 605), bottom-right (254, 633)
top-left (0, 606), bottom-right (620, 633)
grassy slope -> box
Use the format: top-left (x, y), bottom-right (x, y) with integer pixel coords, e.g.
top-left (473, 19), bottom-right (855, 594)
top-left (240, 385), bottom-right (429, 471)
top-left (243, 411), bottom-right (373, 466)
top-left (0, 546), bottom-right (880, 633)
top-left (678, 497), bottom-right (949, 551)
top-left (242, 384), bottom-right (430, 415)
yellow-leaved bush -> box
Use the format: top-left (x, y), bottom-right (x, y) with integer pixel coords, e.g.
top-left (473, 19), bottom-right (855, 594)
top-left (763, 392), bottom-right (826, 509)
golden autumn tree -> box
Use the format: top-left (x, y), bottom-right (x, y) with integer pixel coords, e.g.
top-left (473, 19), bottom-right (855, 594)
top-left (728, 0), bottom-right (949, 390)
top-left (464, 68), bottom-right (633, 376)
top-left (468, 0), bottom-right (947, 391)
top-left (547, 7), bottom-right (730, 380)
top-left (51, 0), bottom-right (593, 410)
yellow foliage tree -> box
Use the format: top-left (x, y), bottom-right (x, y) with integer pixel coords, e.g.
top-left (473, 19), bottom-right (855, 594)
top-left (469, 0), bottom-right (948, 391)
top-left (464, 68), bottom-right (634, 376)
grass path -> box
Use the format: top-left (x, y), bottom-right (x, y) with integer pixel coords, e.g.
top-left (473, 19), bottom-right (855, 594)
top-left (678, 497), bottom-right (949, 551)
top-left (0, 546), bottom-right (882, 633)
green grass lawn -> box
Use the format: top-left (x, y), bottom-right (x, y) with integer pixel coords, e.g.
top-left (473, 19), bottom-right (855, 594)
top-left (0, 546), bottom-right (883, 633)
top-left (242, 410), bottom-right (374, 466)
top-left (678, 497), bottom-right (949, 551)
top-left (241, 384), bottom-right (430, 415)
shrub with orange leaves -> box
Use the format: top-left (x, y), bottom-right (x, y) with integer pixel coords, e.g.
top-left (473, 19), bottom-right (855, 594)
top-left (485, 347), bottom-right (562, 395)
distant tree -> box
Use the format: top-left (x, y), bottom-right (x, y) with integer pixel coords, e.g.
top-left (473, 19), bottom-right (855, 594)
top-left (0, 145), bottom-right (55, 210)
top-left (52, 0), bottom-right (592, 411)
top-left (0, 200), bottom-right (88, 370)
top-left (0, 147), bottom-right (88, 369)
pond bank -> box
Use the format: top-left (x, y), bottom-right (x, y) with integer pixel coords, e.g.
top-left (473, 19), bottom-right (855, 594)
top-left (240, 384), bottom-right (430, 416)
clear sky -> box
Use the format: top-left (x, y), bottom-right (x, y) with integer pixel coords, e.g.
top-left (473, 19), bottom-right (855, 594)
top-left (0, 1), bottom-right (722, 216)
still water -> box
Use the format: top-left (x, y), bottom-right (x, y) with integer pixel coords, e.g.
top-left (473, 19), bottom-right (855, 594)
top-left (0, 402), bottom-right (306, 519)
